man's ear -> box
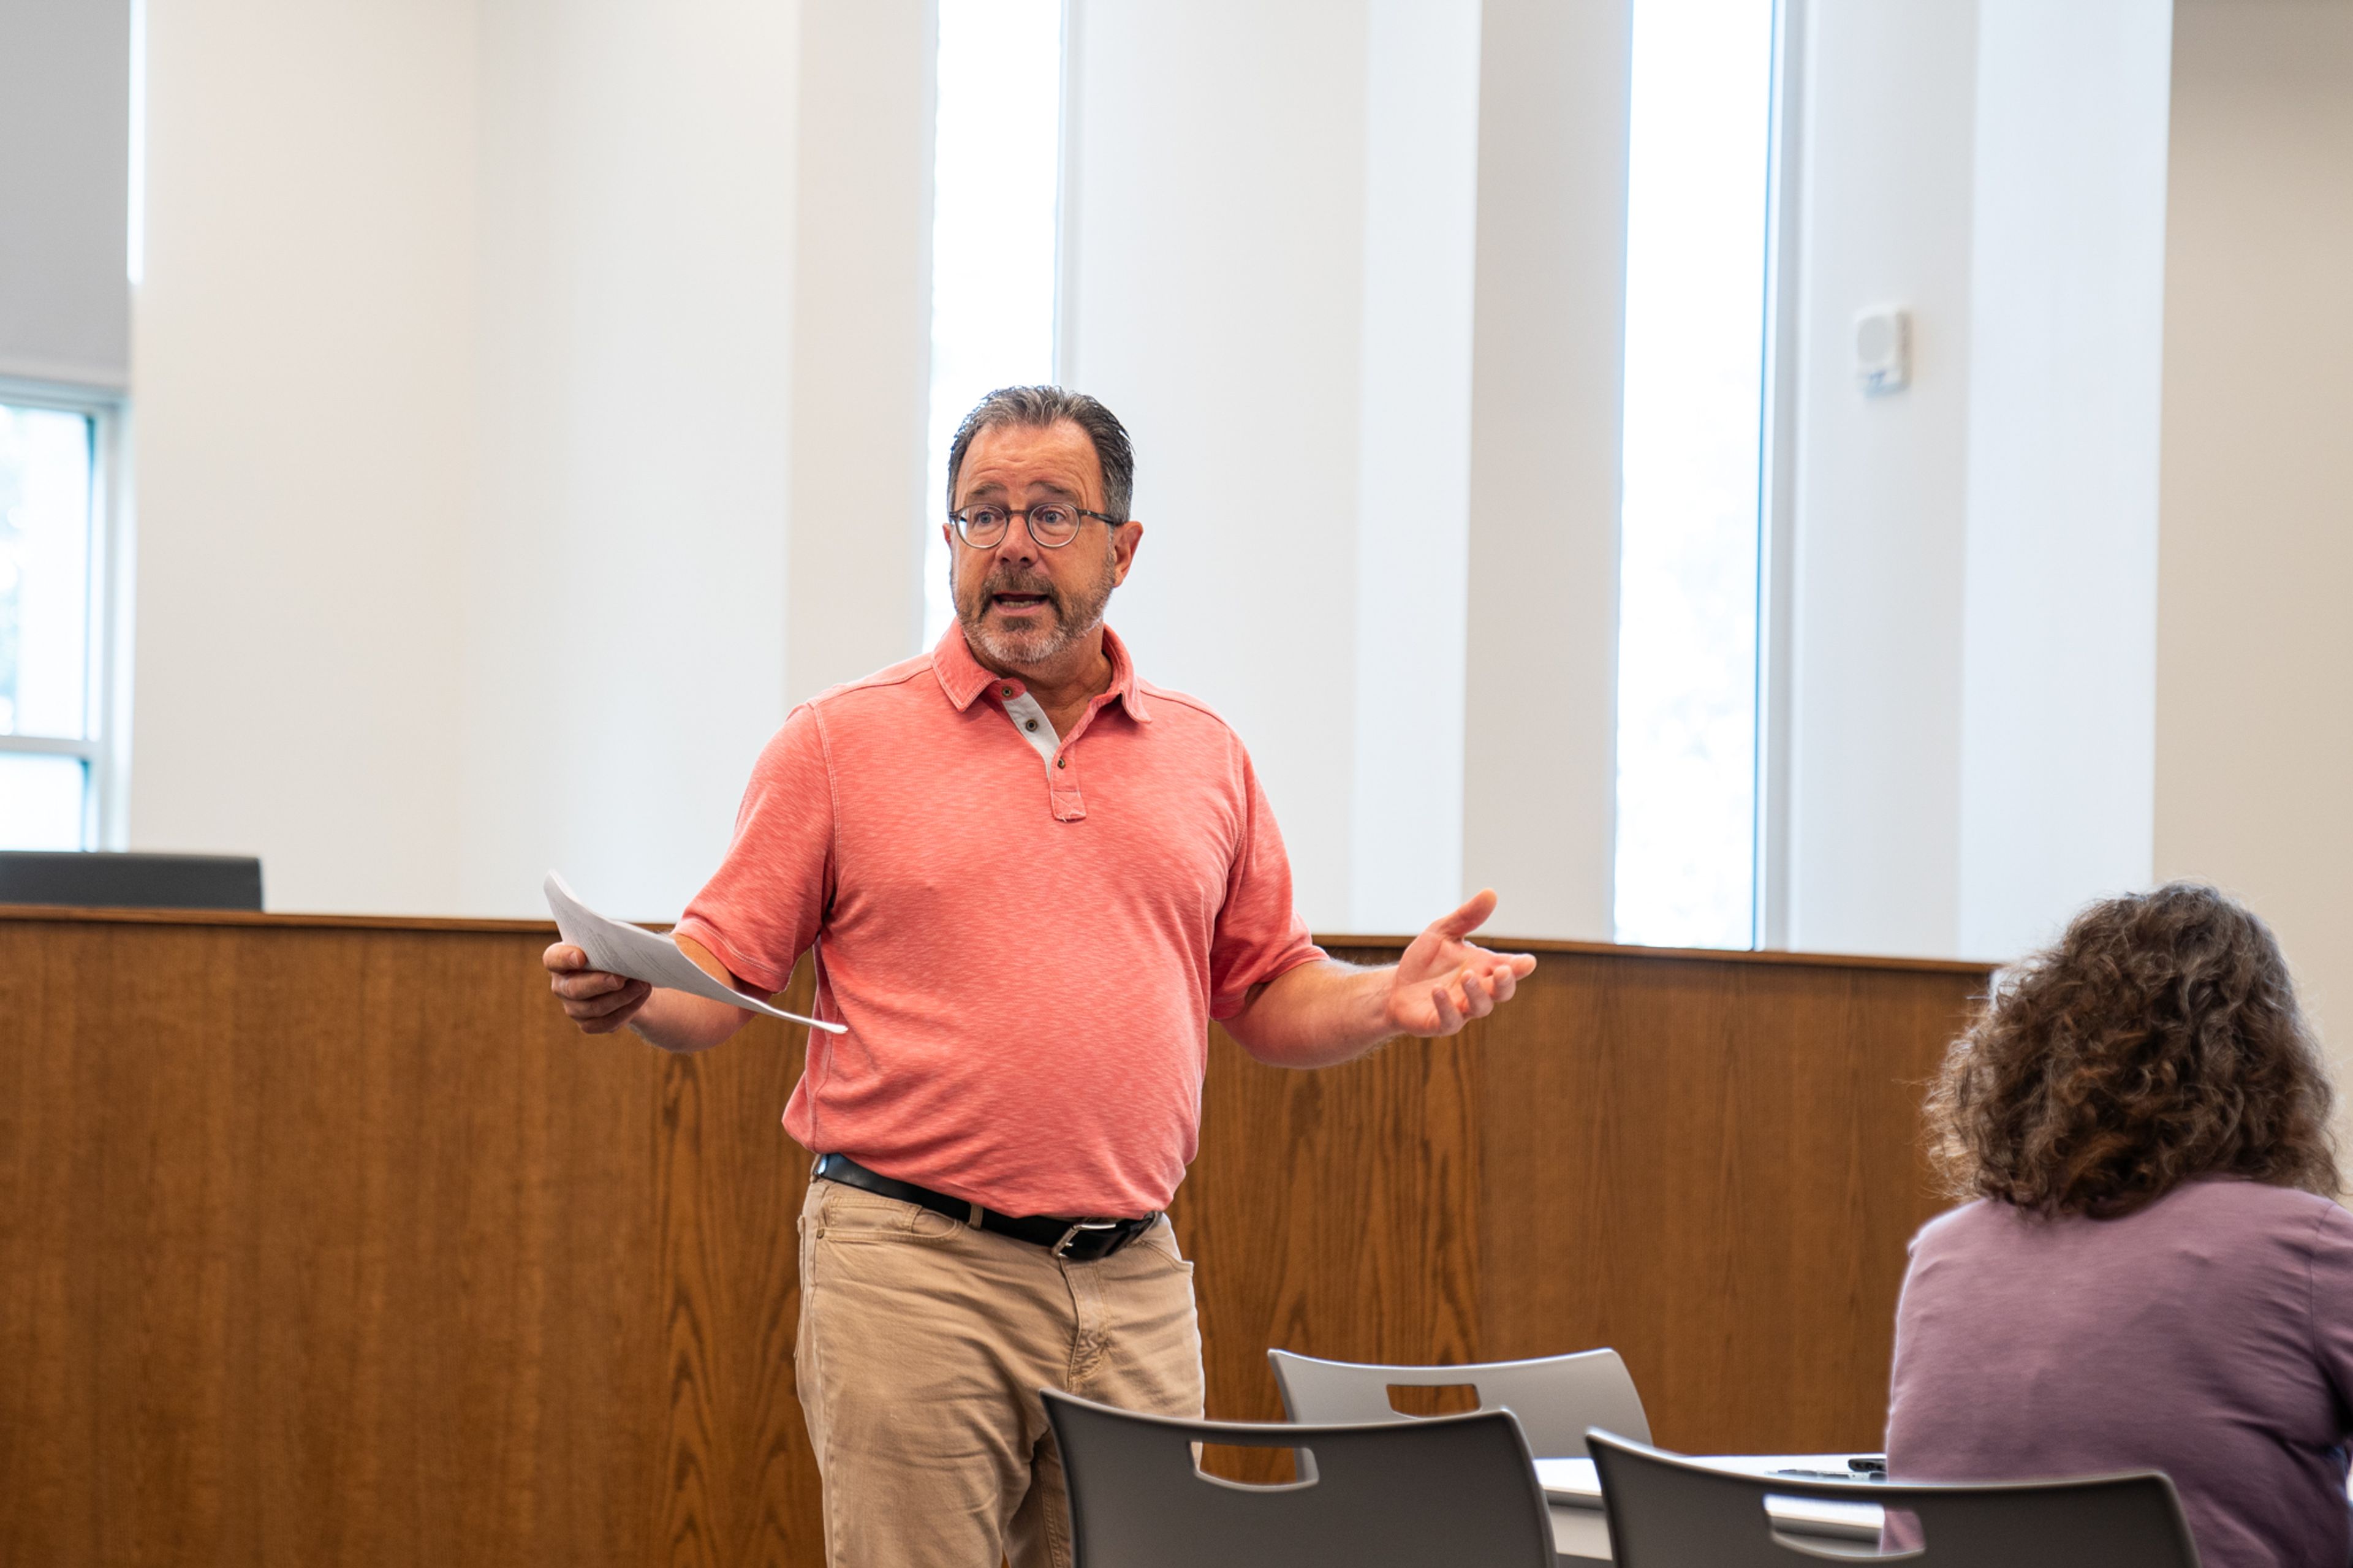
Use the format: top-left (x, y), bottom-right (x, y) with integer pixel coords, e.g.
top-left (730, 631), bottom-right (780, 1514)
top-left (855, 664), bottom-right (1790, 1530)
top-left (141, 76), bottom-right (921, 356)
top-left (1112, 520), bottom-right (1143, 585)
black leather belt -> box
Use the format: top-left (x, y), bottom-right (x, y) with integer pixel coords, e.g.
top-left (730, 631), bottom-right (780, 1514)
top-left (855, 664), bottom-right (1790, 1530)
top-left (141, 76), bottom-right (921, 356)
top-left (811, 1153), bottom-right (1160, 1263)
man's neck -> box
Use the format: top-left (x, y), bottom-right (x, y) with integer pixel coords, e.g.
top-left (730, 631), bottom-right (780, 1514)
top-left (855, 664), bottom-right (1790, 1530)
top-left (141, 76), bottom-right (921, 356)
top-left (966, 627), bottom-right (1115, 732)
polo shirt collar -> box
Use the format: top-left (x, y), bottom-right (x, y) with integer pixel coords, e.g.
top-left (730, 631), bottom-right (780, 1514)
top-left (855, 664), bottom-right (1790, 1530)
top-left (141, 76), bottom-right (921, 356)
top-left (931, 621), bottom-right (1154, 724)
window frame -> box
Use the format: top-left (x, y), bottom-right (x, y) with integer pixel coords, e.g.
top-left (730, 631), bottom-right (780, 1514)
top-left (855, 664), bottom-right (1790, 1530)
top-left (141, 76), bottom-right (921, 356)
top-left (0, 375), bottom-right (132, 851)
top-left (1752, 0), bottom-right (1806, 950)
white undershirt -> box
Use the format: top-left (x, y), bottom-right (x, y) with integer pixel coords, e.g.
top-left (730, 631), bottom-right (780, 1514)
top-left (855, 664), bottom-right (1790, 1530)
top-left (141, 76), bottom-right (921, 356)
top-left (999, 690), bottom-right (1061, 771)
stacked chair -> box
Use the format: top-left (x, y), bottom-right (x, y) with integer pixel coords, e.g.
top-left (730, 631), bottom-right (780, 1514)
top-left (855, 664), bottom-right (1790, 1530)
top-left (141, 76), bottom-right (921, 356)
top-left (1042, 1388), bottom-right (1556, 1568)
top-left (1045, 1347), bottom-right (2205, 1566)
top-left (1586, 1431), bottom-right (2203, 1568)
top-left (1268, 1347), bottom-right (1650, 1458)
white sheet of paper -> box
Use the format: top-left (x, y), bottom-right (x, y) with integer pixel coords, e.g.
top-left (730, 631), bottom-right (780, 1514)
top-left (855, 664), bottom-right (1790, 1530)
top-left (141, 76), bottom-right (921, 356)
top-left (544, 871), bottom-right (846, 1035)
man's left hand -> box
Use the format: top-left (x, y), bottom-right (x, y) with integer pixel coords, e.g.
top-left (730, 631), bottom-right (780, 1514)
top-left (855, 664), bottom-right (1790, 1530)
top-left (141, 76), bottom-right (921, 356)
top-left (1385, 888), bottom-right (1538, 1037)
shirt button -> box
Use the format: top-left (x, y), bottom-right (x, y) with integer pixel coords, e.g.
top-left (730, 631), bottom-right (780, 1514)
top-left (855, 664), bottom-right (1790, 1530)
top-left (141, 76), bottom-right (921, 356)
top-left (1056, 756), bottom-right (1067, 768)
top-left (1025, 719), bottom-right (1039, 732)
top-left (1001, 685), bottom-right (1015, 697)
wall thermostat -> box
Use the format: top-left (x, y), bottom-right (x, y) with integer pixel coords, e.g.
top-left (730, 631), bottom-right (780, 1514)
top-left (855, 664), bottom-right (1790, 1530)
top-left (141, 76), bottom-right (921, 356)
top-left (1855, 307), bottom-right (1911, 395)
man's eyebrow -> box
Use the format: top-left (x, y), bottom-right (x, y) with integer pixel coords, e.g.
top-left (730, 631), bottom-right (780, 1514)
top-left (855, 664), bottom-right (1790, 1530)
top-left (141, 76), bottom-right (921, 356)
top-left (957, 477), bottom-right (1086, 506)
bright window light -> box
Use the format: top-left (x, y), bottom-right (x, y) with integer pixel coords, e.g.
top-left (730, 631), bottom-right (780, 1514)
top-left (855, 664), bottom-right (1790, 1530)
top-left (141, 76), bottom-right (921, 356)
top-left (922, 0), bottom-right (1066, 647)
top-left (1612, 0), bottom-right (1776, 949)
top-left (0, 400), bottom-right (101, 849)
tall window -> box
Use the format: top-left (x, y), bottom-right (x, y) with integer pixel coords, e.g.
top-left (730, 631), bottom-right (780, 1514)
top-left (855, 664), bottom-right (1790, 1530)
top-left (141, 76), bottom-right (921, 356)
top-left (0, 393), bottom-right (116, 850)
top-left (1611, 0), bottom-right (1778, 949)
top-left (922, 0), bottom-right (1067, 646)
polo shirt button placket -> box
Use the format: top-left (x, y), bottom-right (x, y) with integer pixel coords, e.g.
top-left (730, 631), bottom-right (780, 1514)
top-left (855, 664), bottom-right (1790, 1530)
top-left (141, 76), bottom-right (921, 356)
top-left (1050, 748), bottom-right (1085, 822)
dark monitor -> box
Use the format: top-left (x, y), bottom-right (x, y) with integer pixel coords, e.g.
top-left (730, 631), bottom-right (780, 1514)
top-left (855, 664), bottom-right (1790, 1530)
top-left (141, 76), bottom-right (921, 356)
top-left (0, 851), bottom-right (264, 911)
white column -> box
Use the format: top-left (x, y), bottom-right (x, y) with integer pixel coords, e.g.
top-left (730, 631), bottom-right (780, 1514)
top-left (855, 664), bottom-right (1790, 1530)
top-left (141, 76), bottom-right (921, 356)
top-left (1063, 0), bottom-right (1374, 931)
top-left (1778, 0), bottom-right (1980, 958)
top-left (787, 0), bottom-right (934, 706)
top-left (1778, 0), bottom-right (2173, 963)
top-left (1461, 0), bottom-right (1633, 942)
top-left (461, 0), bottom-right (801, 920)
top-left (1348, 0), bottom-right (1482, 936)
top-left (131, 0), bottom-right (480, 913)
top-left (1956, 0), bottom-right (2169, 961)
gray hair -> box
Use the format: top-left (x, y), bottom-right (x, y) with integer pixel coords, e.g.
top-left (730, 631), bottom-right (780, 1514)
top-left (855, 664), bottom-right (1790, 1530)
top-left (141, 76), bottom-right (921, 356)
top-left (945, 385), bottom-right (1135, 522)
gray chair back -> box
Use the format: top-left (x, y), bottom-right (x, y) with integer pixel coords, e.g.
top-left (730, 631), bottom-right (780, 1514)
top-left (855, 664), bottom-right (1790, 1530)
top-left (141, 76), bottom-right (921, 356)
top-left (1587, 1431), bottom-right (2202, 1568)
top-left (1043, 1388), bottom-right (1556, 1568)
top-left (1268, 1346), bottom-right (1650, 1458)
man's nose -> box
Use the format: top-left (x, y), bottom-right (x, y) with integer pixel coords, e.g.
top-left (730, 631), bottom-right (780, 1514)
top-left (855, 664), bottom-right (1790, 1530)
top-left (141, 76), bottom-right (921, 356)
top-left (991, 513), bottom-right (1043, 564)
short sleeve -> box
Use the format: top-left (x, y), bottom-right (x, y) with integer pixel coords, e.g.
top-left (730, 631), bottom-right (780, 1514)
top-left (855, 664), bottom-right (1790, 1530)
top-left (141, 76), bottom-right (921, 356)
top-left (2306, 1201), bottom-right (2353, 1427)
top-left (672, 704), bottom-right (836, 996)
top-left (1205, 749), bottom-right (1325, 1019)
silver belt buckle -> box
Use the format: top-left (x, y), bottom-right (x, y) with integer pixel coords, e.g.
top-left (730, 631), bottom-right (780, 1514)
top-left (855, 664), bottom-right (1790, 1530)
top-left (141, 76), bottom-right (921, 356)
top-left (1053, 1219), bottom-right (1122, 1259)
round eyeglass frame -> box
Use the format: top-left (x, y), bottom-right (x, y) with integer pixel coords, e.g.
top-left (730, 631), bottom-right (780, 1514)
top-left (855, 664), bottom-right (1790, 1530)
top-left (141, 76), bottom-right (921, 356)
top-left (949, 502), bottom-right (1123, 550)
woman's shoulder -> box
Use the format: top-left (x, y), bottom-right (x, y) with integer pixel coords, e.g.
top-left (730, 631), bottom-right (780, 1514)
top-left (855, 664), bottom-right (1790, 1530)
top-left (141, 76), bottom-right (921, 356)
top-left (1908, 1181), bottom-right (2349, 1257)
top-left (2150, 1178), bottom-right (2346, 1235)
top-left (1906, 1197), bottom-right (2010, 1259)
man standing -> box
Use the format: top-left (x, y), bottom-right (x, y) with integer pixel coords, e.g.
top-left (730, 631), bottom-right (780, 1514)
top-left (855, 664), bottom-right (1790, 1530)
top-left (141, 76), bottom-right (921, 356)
top-left (545, 387), bottom-right (1535, 1568)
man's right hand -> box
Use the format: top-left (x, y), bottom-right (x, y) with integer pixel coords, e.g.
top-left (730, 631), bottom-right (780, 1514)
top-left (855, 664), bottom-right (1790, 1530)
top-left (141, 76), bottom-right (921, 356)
top-left (544, 943), bottom-right (653, 1034)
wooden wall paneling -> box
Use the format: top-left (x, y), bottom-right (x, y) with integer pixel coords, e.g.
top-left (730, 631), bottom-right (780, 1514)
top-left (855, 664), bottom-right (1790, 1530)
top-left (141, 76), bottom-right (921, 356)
top-left (1477, 950), bottom-right (1979, 1455)
top-left (642, 991), bottom-right (821, 1568)
top-left (1472, 944), bottom-right (1640, 1381)
top-left (0, 910), bottom-right (1988, 1568)
top-left (1176, 943), bottom-right (1486, 1480)
top-left (0, 914), bottom-right (103, 1566)
top-left (1766, 966), bottom-right (1980, 1448)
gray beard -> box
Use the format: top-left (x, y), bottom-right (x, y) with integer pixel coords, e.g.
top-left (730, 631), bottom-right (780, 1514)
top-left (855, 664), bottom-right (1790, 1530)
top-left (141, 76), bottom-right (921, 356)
top-left (955, 558), bottom-right (1116, 669)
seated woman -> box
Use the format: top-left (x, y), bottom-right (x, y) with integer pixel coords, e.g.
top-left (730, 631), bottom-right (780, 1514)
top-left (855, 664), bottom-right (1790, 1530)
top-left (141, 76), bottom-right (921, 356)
top-left (1887, 882), bottom-right (2349, 1568)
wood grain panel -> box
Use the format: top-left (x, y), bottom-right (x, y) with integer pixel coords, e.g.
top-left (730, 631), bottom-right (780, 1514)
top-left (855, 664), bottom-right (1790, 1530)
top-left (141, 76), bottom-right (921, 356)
top-left (1175, 944), bottom-right (1487, 1482)
top-left (0, 907), bottom-right (1986, 1566)
top-left (0, 913), bottom-right (825, 1568)
top-left (1477, 954), bottom-right (1981, 1453)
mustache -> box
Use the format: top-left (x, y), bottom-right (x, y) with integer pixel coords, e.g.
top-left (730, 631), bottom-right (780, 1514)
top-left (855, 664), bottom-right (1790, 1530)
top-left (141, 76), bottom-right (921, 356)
top-left (983, 569), bottom-right (1063, 605)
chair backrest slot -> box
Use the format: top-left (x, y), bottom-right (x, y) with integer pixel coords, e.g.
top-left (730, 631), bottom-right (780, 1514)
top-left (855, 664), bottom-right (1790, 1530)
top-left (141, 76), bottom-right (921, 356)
top-left (1192, 1442), bottom-right (1317, 1489)
top-left (1270, 1346), bottom-right (1651, 1458)
top-left (1385, 1382), bottom-right (1480, 1417)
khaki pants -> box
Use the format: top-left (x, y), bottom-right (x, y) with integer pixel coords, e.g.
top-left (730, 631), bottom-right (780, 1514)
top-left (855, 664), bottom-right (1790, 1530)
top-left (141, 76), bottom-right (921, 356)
top-left (795, 1179), bottom-right (1205, 1568)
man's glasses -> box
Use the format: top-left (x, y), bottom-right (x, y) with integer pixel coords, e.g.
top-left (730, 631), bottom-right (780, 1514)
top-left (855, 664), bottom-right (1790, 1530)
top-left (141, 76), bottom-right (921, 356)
top-left (949, 502), bottom-right (1121, 550)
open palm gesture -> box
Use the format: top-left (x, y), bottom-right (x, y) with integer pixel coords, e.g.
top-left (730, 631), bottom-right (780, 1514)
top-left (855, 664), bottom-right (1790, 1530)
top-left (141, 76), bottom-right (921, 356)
top-left (1385, 888), bottom-right (1537, 1037)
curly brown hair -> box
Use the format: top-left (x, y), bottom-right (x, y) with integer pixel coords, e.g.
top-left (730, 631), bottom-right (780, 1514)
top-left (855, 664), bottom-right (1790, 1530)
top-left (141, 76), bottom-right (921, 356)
top-left (1927, 882), bottom-right (2339, 1218)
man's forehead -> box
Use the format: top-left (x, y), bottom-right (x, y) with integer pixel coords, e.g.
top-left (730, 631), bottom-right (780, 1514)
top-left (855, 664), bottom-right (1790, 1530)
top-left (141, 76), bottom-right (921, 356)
top-left (957, 421), bottom-right (1102, 498)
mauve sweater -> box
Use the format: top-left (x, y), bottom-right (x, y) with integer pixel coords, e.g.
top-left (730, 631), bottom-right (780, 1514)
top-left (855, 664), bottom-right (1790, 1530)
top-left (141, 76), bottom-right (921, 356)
top-left (1887, 1180), bottom-right (2353, 1568)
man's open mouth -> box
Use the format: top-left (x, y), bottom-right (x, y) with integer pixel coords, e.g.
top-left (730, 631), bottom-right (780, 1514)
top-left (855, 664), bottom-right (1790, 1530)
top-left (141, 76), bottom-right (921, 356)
top-left (991, 593), bottom-right (1051, 612)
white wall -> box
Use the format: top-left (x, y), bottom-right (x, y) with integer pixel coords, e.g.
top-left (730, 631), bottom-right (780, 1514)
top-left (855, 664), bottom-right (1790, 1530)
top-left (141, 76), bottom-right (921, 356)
top-left (1955, 0), bottom-right (2170, 960)
top-left (1062, 1), bottom-right (1373, 931)
top-left (0, 0), bottom-right (132, 388)
top-left (460, 0), bottom-right (801, 922)
top-left (788, 0), bottom-right (931, 708)
top-left (1779, 0), bottom-right (2172, 966)
top-left (1461, 0), bottom-right (1631, 942)
top-left (1778, 0), bottom-right (1980, 958)
top-left (1348, 0), bottom-right (1482, 936)
top-left (131, 0), bottom-right (479, 914)
top-left (2155, 0), bottom-right (2353, 1051)
top-left (134, 0), bottom-right (805, 922)
top-left (132, 0), bottom-right (2334, 980)
top-left (1063, 0), bottom-right (1631, 941)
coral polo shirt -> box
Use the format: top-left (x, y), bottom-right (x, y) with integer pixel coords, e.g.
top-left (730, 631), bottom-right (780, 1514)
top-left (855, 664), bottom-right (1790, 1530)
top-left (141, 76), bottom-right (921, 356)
top-left (673, 624), bottom-right (1325, 1218)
